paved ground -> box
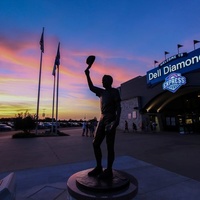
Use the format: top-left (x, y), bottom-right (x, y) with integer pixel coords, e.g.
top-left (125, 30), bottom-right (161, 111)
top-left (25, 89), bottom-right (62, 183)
top-left (0, 128), bottom-right (200, 199)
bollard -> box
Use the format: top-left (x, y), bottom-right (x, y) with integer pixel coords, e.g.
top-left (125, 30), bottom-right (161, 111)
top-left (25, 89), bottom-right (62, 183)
top-left (0, 172), bottom-right (16, 200)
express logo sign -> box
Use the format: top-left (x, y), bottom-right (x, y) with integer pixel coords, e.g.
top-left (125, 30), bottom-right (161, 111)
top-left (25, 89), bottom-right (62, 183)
top-left (162, 73), bottom-right (186, 93)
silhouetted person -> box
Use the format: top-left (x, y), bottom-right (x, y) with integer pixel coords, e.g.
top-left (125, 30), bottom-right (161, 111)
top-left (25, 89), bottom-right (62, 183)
top-left (132, 122), bottom-right (137, 132)
top-left (124, 120), bottom-right (129, 132)
top-left (89, 121), bottom-right (95, 137)
top-left (152, 121), bottom-right (157, 132)
top-left (85, 68), bottom-right (121, 179)
top-left (82, 121), bottom-right (86, 136)
top-left (85, 121), bottom-right (89, 136)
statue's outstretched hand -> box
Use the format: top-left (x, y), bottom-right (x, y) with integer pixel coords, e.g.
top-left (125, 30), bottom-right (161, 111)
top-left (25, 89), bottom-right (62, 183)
top-left (113, 120), bottom-right (119, 129)
top-left (107, 120), bottom-right (119, 132)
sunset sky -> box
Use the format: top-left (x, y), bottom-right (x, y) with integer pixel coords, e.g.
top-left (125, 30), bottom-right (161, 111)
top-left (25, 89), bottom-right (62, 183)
top-left (1, 0), bottom-right (200, 120)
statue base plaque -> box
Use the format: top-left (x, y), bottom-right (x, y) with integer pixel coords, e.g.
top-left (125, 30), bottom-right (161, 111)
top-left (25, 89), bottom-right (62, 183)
top-left (67, 169), bottom-right (138, 200)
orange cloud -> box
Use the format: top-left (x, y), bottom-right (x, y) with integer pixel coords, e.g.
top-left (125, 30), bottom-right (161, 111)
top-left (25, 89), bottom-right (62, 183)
top-left (0, 31), bottom-right (152, 119)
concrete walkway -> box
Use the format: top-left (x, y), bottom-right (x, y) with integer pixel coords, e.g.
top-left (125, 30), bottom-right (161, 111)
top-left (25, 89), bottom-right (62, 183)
top-left (0, 128), bottom-right (200, 199)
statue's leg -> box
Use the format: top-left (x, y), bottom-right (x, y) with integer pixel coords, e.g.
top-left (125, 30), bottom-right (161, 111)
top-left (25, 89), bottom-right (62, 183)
top-left (97, 129), bottom-right (116, 179)
top-left (93, 121), bottom-right (105, 168)
top-left (106, 129), bottom-right (116, 170)
top-left (88, 121), bottom-right (105, 176)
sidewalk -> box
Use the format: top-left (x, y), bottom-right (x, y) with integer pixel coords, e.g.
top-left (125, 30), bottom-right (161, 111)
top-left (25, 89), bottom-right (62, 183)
top-left (0, 128), bottom-right (200, 199)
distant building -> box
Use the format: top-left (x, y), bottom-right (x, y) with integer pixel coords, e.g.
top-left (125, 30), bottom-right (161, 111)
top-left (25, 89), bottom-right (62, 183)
top-left (119, 48), bottom-right (200, 133)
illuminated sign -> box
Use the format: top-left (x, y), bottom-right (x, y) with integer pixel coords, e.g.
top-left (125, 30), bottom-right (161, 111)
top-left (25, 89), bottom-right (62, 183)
top-left (162, 73), bottom-right (186, 93)
top-left (147, 48), bottom-right (200, 85)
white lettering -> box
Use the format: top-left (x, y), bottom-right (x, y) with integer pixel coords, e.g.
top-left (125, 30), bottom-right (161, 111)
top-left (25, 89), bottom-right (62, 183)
top-left (192, 56), bottom-right (199, 64)
top-left (148, 69), bottom-right (162, 81)
top-left (163, 66), bottom-right (170, 74)
top-left (171, 65), bottom-right (176, 71)
top-left (148, 73), bottom-right (154, 80)
top-left (158, 69), bottom-right (162, 76)
top-left (176, 61), bottom-right (185, 69)
top-left (163, 55), bottom-right (200, 75)
top-left (185, 59), bottom-right (192, 66)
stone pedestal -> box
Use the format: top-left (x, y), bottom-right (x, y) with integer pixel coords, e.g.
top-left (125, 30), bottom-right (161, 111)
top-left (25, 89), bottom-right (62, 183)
top-left (67, 169), bottom-right (138, 200)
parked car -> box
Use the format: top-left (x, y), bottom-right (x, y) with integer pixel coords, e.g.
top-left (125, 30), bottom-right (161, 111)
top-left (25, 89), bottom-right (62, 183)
top-left (0, 124), bottom-right (12, 131)
top-left (43, 122), bottom-right (52, 129)
top-left (37, 122), bottom-right (45, 129)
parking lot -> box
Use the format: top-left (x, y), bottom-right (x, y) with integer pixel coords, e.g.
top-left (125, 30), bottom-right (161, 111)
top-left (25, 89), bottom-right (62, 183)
top-left (0, 128), bottom-right (200, 182)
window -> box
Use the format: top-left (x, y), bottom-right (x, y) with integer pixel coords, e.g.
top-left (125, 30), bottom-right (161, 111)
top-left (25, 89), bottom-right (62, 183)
top-left (132, 111), bottom-right (137, 119)
top-left (166, 117), bottom-right (176, 126)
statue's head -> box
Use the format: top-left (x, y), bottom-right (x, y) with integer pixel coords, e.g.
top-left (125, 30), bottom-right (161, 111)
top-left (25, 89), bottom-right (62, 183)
top-left (102, 75), bottom-right (113, 89)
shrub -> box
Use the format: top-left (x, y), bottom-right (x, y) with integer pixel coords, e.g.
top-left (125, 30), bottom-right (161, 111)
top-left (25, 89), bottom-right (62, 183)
top-left (14, 111), bottom-right (36, 133)
top-left (12, 132), bottom-right (36, 138)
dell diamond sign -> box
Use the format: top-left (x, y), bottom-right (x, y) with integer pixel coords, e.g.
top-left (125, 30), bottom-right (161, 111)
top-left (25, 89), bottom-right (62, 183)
top-left (147, 48), bottom-right (200, 86)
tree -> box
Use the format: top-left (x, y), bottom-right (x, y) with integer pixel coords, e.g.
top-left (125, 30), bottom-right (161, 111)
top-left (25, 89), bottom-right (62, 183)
top-left (14, 110), bottom-right (36, 133)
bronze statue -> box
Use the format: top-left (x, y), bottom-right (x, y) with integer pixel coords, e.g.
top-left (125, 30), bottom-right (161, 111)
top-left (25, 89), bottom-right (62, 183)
top-left (84, 55), bottom-right (121, 179)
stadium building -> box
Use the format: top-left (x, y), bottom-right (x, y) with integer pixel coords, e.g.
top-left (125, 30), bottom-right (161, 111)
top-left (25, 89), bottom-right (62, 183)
top-left (119, 48), bottom-right (200, 134)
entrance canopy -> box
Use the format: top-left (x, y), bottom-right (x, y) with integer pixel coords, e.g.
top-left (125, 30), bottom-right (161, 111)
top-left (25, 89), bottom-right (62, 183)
top-left (144, 87), bottom-right (200, 113)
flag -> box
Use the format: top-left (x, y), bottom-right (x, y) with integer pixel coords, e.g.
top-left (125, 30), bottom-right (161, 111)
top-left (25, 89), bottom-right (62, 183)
top-left (194, 40), bottom-right (200, 45)
top-left (52, 43), bottom-right (60, 76)
top-left (55, 43), bottom-right (60, 66)
top-left (164, 51), bottom-right (169, 55)
top-left (52, 63), bottom-right (56, 76)
top-left (154, 60), bottom-right (159, 67)
top-left (40, 28), bottom-right (44, 53)
top-left (177, 44), bottom-right (183, 48)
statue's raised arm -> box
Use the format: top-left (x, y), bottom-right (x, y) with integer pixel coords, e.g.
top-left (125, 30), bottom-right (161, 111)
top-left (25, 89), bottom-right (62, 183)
top-left (85, 55), bottom-right (96, 92)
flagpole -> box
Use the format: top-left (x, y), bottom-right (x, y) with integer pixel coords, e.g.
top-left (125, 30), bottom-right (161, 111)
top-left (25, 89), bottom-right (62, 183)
top-left (36, 50), bottom-right (43, 134)
top-left (55, 65), bottom-right (59, 134)
top-left (36, 28), bottom-right (44, 134)
top-left (51, 71), bottom-right (56, 134)
top-left (51, 42), bottom-right (60, 135)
